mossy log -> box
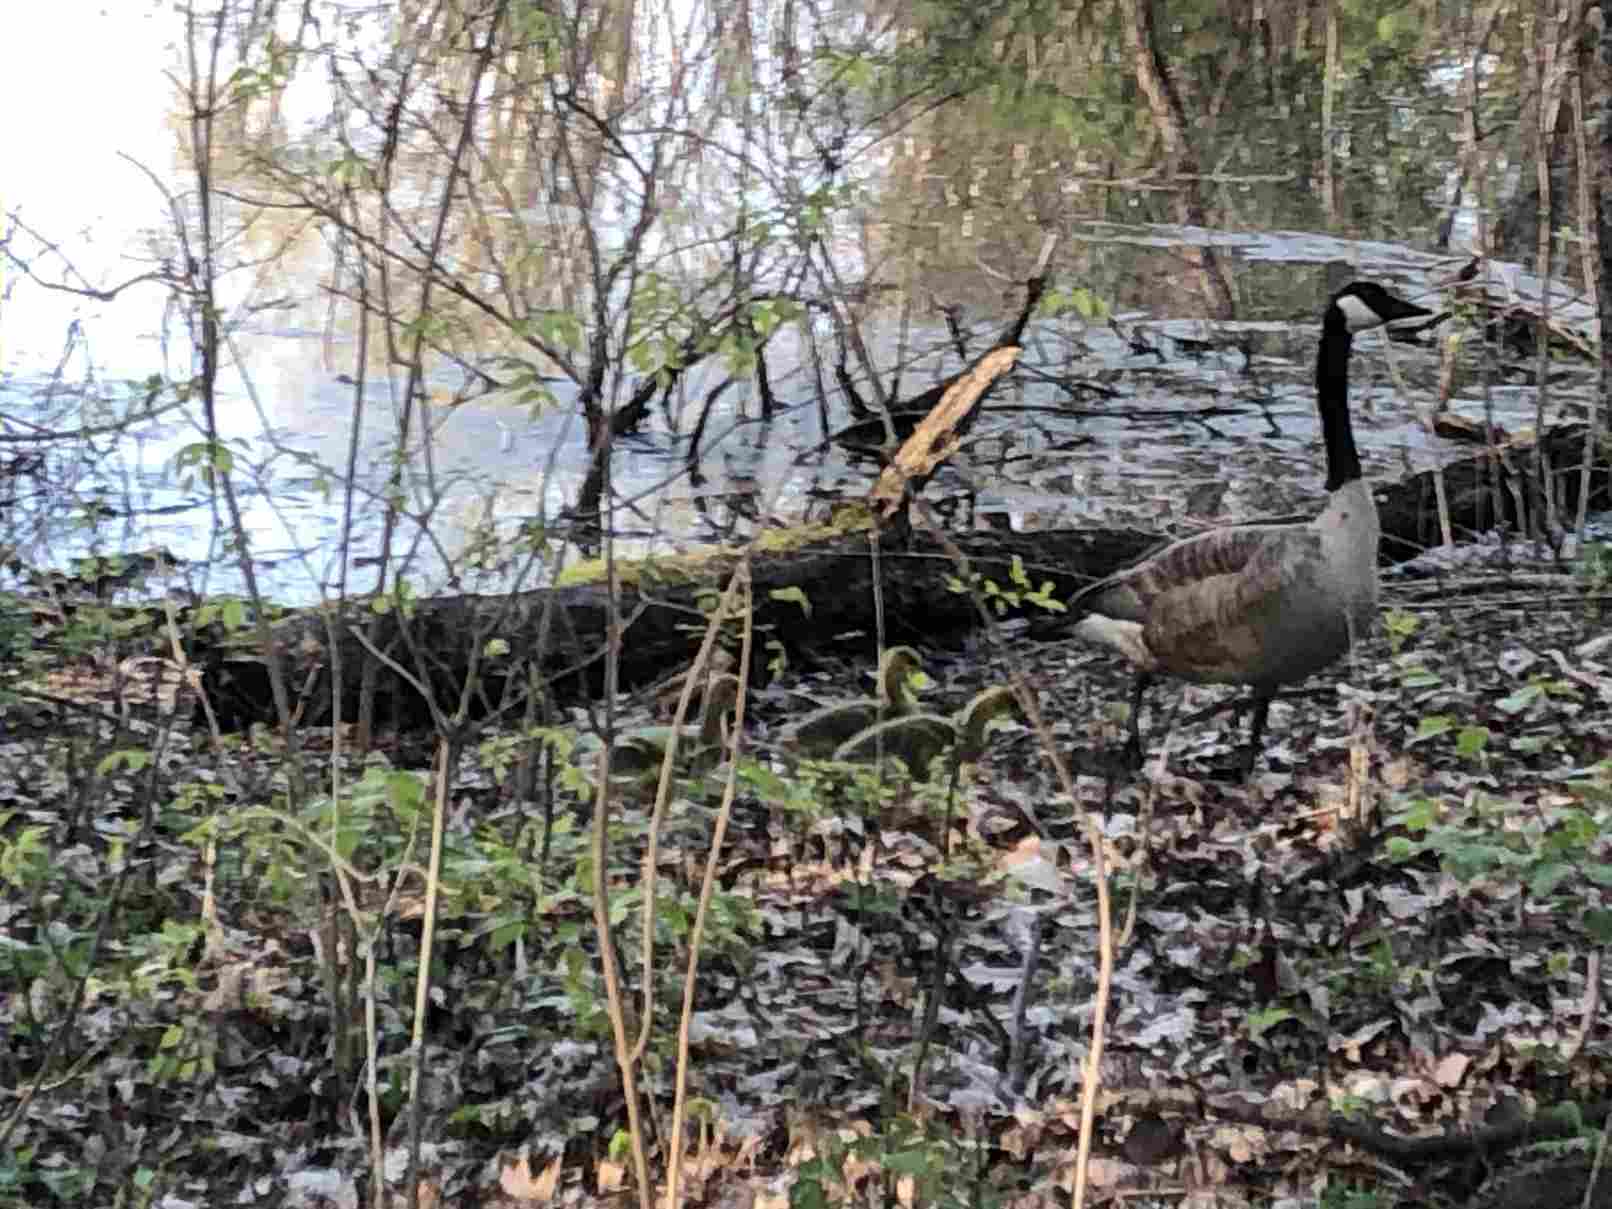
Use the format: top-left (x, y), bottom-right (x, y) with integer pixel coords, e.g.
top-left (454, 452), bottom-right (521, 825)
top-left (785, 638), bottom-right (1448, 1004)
top-left (197, 424), bottom-right (1609, 732)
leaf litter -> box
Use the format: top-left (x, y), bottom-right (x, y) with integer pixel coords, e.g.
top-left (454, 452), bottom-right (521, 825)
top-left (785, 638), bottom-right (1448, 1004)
top-left (0, 575), bottom-right (1608, 1206)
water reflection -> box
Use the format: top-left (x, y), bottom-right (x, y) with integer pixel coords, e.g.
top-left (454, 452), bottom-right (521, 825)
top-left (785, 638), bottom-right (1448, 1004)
top-left (3, 224), bottom-right (1600, 608)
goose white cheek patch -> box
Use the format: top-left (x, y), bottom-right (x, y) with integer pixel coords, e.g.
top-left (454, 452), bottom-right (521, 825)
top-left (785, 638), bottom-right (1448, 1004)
top-left (1335, 292), bottom-right (1384, 332)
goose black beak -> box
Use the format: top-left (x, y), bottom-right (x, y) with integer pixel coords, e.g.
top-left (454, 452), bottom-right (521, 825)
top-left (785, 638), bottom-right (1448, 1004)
top-left (1378, 292), bottom-right (1436, 326)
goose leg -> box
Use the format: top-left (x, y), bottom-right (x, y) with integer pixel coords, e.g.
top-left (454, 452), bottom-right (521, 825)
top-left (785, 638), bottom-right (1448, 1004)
top-left (1124, 671), bottom-right (1152, 768)
top-left (1240, 693), bottom-right (1273, 776)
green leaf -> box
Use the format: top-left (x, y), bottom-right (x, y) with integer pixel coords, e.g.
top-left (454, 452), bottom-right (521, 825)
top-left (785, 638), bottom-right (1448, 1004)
top-left (1412, 715), bottom-right (1453, 743)
top-left (770, 586), bottom-right (811, 616)
top-left (607, 1129), bottom-right (632, 1160)
top-left (791, 1176), bottom-right (828, 1209)
top-left (1584, 909), bottom-right (1612, 944)
top-left (1528, 861), bottom-right (1574, 897)
top-left (1455, 726), bottom-right (1490, 758)
top-left (1247, 1006), bottom-right (1293, 1040)
top-left (1583, 863), bottom-right (1612, 888)
top-left (96, 749), bottom-right (152, 775)
top-left (1396, 797), bottom-right (1439, 831)
top-left (883, 1148), bottom-right (932, 1176)
top-left (736, 760), bottom-right (792, 802)
top-left (1496, 683), bottom-right (1543, 715)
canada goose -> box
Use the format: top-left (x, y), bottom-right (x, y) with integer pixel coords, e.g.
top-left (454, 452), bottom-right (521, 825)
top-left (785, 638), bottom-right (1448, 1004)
top-left (577, 674), bottom-right (741, 784)
top-left (1072, 281), bottom-right (1432, 774)
top-left (779, 646), bottom-right (927, 757)
top-left (834, 684), bottom-right (1022, 777)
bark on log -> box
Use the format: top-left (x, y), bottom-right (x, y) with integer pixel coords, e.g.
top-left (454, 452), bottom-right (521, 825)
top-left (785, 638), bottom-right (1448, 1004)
top-left (198, 424), bottom-right (1611, 732)
top-left (197, 526), bottom-right (1158, 733)
top-left (1375, 422), bottom-right (1610, 558)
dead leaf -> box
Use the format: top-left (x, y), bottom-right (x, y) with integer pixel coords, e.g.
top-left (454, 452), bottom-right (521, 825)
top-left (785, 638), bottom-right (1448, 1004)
top-left (1083, 1157), bottom-right (1126, 1187)
top-left (596, 1158), bottom-right (625, 1193)
top-left (1432, 1052), bottom-right (1471, 1088)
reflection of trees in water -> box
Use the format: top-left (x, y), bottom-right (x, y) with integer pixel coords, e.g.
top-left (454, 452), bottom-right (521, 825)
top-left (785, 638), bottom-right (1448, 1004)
top-left (40, 1), bottom-right (1599, 558)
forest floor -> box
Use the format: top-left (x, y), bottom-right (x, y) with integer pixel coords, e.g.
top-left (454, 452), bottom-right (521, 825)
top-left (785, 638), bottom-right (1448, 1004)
top-left (0, 579), bottom-right (1609, 1209)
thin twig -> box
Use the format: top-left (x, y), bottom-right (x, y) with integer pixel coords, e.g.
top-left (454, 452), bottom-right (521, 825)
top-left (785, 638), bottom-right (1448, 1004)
top-left (665, 566), bottom-right (755, 1209)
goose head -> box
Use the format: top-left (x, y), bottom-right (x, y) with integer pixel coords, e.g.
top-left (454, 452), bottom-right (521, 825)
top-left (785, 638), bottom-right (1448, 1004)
top-left (1329, 281), bottom-right (1433, 334)
top-left (953, 685), bottom-right (1024, 763)
top-left (877, 645), bottom-right (927, 709)
top-left (779, 647), bottom-right (928, 758)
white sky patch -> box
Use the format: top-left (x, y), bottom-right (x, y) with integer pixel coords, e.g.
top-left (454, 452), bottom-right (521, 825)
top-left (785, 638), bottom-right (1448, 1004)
top-left (2, 2), bottom-right (178, 369)
top-left (3, 2), bottom-right (174, 256)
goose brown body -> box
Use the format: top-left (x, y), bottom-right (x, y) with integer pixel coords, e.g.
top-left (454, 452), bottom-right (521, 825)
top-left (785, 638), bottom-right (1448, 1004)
top-left (1072, 281), bottom-right (1429, 772)
top-left (780, 646), bottom-right (926, 757)
top-left (578, 674), bottom-right (741, 784)
top-left (833, 684), bottom-right (1022, 776)
top-left (1074, 480), bottom-right (1378, 690)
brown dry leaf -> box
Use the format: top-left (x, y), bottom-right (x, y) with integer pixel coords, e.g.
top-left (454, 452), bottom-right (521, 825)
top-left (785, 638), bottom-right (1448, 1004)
top-left (1432, 1052), bottom-right (1471, 1088)
top-left (896, 1173), bottom-right (916, 1206)
top-left (596, 1158), bottom-right (625, 1193)
top-left (685, 1136), bottom-right (737, 1185)
top-left (1271, 1078), bottom-right (1321, 1112)
top-left (1391, 1075), bottom-right (1437, 1109)
top-left (1209, 1124), bottom-right (1265, 1164)
top-left (1051, 1101), bottom-right (1084, 1132)
top-left (782, 1117), bottom-right (817, 1167)
top-left (998, 1122), bottom-right (1038, 1161)
top-left (997, 833), bottom-right (1045, 873)
top-left (1052, 1161), bottom-right (1075, 1194)
top-left (201, 960), bottom-right (289, 1013)
top-left (1336, 1018), bottom-right (1392, 1062)
top-left (840, 1122), bottom-right (878, 1189)
top-left (1381, 756), bottom-right (1416, 789)
top-left (1083, 1157), bottom-right (1127, 1188)
top-left (732, 1133), bottom-right (763, 1171)
top-left (498, 1154), bottom-right (561, 1203)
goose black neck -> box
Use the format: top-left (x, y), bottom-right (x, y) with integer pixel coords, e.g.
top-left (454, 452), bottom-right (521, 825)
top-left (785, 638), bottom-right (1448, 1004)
top-left (1316, 305), bottom-right (1362, 491)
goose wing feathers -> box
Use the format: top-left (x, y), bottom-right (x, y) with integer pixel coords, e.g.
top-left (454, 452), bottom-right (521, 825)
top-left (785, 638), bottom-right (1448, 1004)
top-left (1077, 523), bottom-right (1305, 620)
top-left (1077, 523), bottom-right (1340, 686)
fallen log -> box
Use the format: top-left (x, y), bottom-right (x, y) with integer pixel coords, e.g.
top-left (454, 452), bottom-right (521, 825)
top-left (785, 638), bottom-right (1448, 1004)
top-left (1376, 421), bottom-right (1611, 559)
top-left (196, 423), bottom-right (1611, 732)
top-left (196, 524), bottom-right (1157, 733)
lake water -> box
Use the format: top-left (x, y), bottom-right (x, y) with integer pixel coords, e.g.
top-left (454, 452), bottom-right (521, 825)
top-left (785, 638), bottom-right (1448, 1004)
top-left (3, 5), bottom-right (1603, 608)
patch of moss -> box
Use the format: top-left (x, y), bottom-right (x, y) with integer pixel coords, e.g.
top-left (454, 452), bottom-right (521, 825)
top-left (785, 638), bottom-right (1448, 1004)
top-left (554, 505), bottom-right (875, 588)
